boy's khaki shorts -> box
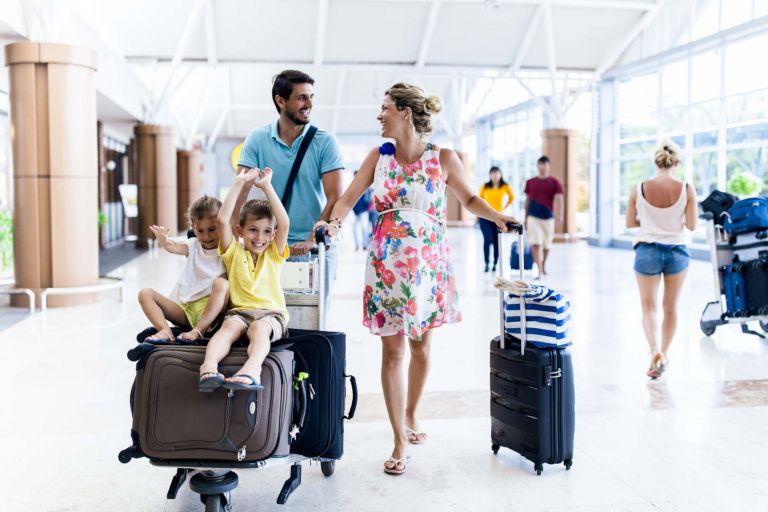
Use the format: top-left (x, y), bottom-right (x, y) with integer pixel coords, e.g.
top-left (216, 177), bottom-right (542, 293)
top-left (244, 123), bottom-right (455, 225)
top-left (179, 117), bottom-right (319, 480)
top-left (224, 308), bottom-right (287, 342)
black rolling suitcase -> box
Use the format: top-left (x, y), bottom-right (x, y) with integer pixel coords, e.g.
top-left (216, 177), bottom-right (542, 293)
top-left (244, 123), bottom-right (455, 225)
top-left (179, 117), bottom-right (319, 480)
top-left (490, 224), bottom-right (575, 475)
top-left (274, 329), bottom-right (358, 460)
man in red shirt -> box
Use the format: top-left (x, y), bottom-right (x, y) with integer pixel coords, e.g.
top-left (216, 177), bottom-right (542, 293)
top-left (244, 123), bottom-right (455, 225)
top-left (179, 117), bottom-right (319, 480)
top-left (524, 155), bottom-right (564, 277)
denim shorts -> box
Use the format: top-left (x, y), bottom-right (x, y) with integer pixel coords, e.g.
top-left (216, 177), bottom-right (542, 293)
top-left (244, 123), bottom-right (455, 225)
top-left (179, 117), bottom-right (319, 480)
top-left (633, 243), bottom-right (690, 276)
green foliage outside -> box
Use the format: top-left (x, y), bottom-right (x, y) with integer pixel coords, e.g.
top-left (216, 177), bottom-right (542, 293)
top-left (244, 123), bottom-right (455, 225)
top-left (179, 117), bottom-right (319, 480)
top-left (728, 171), bottom-right (763, 197)
top-left (0, 210), bottom-right (13, 272)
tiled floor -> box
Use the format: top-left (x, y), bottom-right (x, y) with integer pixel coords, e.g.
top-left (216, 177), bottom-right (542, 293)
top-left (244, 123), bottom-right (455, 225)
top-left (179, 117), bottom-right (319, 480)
top-left (1, 227), bottom-right (767, 511)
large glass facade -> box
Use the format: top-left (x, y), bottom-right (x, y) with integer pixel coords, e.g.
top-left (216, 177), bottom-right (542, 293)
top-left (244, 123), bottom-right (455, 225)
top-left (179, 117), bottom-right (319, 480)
top-left (604, 15), bottom-right (768, 248)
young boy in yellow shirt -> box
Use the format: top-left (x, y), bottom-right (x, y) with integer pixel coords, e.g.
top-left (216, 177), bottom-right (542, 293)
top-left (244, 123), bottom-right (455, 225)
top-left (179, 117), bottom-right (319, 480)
top-left (198, 167), bottom-right (290, 391)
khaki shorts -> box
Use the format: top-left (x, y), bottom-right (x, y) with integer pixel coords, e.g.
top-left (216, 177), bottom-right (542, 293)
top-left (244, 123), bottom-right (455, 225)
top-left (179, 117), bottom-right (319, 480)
top-left (224, 308), bottom-right (287, 342)
top-left (526, 216), bottom-right (555, 249)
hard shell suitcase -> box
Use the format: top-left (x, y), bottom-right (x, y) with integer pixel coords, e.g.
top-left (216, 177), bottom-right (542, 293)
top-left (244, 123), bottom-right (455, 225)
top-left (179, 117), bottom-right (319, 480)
top-left (721, 263), bottom-right (749, 317)
top-left (125, 345), bottom-right (294, 463)
top-left (490, 223), bottom-right (575, 475)
top-left (731, 230), bottom-right (768, 263)
top-left (738, 258), bottom-right (768, 316)
top-left (275, 329), bottom-right (358, 460)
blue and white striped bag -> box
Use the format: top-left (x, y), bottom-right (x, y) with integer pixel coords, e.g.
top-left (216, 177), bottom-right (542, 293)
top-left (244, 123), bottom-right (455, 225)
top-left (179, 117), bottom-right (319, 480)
top-left (503, 285), bottom-right (572, 348)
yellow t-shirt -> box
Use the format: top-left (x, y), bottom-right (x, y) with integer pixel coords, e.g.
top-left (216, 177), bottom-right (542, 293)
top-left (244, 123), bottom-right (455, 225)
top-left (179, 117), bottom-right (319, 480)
top-left (480, 184), bottom-right (514, 212)
top-left (219, 239), bottom-right (290, 319)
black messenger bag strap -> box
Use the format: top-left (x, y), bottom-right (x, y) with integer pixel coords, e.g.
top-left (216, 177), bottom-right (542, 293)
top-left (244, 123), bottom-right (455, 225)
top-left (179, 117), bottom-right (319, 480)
top-left (281, 125), bottom-right (318, 209)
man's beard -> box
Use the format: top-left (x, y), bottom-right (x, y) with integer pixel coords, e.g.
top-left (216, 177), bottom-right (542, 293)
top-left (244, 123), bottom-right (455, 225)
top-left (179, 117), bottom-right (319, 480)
top-left (286, 106), bottom-right (310, 125)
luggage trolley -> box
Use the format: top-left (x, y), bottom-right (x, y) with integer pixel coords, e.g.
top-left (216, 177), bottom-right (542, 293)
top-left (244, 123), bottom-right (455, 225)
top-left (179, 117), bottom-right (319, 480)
top-left (120, 227), bottom-right (354, 511)
top-left (699, 212), bottom-right (768, 338)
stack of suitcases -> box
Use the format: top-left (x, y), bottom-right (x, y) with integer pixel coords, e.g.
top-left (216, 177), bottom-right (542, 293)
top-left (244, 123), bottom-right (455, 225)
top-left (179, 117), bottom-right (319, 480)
top-left (489, 224), bottom-right (575, 476)
top-left (721, 197), bottom-right (768, 317)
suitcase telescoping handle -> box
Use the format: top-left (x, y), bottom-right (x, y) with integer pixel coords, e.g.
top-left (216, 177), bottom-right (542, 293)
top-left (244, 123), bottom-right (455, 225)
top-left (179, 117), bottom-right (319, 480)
top-left (497, 222), bottom-right (527, 354)
top-left (314, 225), bottom-right (331, 330)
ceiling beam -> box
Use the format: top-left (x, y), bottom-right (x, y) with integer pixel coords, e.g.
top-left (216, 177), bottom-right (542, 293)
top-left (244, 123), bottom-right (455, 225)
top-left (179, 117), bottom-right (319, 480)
top-left (416, 0), bottom-right (442, 67)
top-left (204, 0), bottom-right (217, 66)
top-left (543, 0), bottom-right (561, 123)
top-left (206, 107), bottom-right (231, 152)
top-left (313, 0), bottom-right (330, 67)
top-left (594, 0), bottom-right (666, 76)
top-left (330, 69), bottom-right (348, 135)
top-left (152, 0), bottom-right (205, 120)
top-left (507, 4), bottom-right (543, 74)
top-left (355, 0), bottom-right (656, 9)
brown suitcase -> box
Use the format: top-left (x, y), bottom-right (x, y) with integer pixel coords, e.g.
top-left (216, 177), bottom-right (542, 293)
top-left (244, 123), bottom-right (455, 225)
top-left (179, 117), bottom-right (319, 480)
top-left (129, 345), bottom-right (293, 463)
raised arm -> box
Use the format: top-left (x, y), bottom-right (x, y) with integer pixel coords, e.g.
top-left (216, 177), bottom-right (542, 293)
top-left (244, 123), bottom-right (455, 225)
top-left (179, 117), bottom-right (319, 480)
top-left (254, 167), bottom-right (290, 254)
top-left (625, 186), bottom-right (640, 228)
top-left (322, 148), bottom-right (379, 235)
top-left (441, 148), bottom-right (518, 231)
top-left (149, 225), bottom-right (189, 256)
top-left (234, 165), bottom-right (256, 231)
top-left (218, 169), bottom-right (259, 252)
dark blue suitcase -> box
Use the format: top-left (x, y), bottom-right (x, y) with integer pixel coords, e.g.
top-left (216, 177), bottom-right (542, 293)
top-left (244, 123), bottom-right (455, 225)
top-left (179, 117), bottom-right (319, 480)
top-left (510, 242), bottom-right (534, 270)
top-left (722, 263), bottom-right (749, 317)
top-left (724, 197), bottom-right (768, 234)
top-left (274, 329), bottom-right (357, 460)
top-left (490, 335), bottom-right (575, 475)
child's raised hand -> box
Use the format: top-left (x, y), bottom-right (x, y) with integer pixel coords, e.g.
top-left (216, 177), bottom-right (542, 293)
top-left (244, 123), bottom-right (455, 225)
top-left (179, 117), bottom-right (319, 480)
top-left (253, 167), bottom-right (273, 189)
top-left (149, 224), bottom-right (170, 245)
top-left (235, 168), bottom-right (259, 185)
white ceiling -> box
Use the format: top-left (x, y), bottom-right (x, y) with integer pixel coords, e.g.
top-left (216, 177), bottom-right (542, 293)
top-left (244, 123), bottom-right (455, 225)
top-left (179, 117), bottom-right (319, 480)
top-left (51, 0), bottom-right (686, 143)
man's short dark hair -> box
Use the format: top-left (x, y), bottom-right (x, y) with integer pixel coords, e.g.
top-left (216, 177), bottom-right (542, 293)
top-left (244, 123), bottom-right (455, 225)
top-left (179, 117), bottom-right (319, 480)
top-left (272, 70), bottom-right (315, 113)
top-left (537, 155), bottom-right (550, 165)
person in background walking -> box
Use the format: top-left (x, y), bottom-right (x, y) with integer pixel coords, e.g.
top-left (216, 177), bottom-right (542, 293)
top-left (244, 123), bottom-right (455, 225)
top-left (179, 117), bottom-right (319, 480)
top-left (524, 156), bottom-right (563, 277)
top-left (478, 166), bottom-right (514, 272)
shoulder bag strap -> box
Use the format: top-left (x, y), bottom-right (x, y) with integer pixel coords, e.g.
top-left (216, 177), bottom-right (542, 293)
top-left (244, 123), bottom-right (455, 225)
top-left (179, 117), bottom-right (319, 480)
top-left (281, 125), bottom-right (318, 209)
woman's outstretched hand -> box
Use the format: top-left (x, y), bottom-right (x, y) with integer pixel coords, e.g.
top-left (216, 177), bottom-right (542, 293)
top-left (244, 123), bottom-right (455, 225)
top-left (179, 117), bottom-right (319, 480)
top-left (493, 214), bottom-right (521, 233)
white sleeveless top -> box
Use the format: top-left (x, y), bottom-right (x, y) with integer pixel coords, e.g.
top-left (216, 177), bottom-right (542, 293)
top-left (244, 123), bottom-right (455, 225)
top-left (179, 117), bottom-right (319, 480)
top-left (633, 181), bottom-right (690, 246)
top-left (169, 238), bottom-right (226, 304)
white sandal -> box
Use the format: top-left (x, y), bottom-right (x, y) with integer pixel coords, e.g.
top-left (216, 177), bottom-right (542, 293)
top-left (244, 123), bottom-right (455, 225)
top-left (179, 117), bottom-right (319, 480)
top-left (405, 427), bottom-right (428, 444)
top-left (383, 455), bottom-right (411, 475)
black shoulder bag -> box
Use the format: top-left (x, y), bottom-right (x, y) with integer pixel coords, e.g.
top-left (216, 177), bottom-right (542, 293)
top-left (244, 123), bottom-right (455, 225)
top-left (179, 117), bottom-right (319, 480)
top-left (281, 125), bottom-right (318, 209)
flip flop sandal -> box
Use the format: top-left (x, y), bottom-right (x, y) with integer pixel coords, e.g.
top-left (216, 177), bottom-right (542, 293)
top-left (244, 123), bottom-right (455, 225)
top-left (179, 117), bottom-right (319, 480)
top-left (383, 456), bottom-right (411, 475)
top-left (223, 374), bottom-right (264, 391)
top-left (198, 372), bottom-right (225, 392)
top-left (405, 428), bottom-right (428, 444)
top-left (646, 353), bottom-right (664, 379)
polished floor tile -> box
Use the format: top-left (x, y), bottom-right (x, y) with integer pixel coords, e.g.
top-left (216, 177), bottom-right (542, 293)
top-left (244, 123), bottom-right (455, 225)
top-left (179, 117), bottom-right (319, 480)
top-left (1, 227), bottom-right (767, 511)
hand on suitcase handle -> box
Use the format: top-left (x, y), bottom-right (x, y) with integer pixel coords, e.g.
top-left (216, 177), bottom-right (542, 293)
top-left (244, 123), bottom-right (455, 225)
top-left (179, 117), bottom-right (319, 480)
top-left (498, 222), bottom-right (524, 234)
top-left (314, 224), bottom-right (331, 248)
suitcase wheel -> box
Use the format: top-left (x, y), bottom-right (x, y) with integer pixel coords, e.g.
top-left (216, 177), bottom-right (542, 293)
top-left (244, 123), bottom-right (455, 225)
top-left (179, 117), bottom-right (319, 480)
top-left (565, 459), bottom-right (573, 470)
top-left (491, 443), bottom-right (500, 455)
top-left (535, 463), bottom-right (543, 476)
top-left (321, 460), bottom-right (335, 477)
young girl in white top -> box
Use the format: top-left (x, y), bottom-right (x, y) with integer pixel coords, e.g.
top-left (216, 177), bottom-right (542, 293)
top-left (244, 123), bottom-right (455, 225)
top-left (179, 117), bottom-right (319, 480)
top-left (625, 140), bottom-right (698, 379)
top-left (139, 195), bottom-right (229, 342)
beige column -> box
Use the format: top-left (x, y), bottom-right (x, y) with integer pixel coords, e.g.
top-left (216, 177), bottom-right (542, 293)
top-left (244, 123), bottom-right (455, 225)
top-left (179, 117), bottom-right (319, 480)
top-left (446, 151), bottom-right (475, 225)
top-left (542, 128), bottom-right (579, 242)
top-left (135, 125), bottom-right (177, 246)
top-left (176, 149), bottom-right (203, 231)
top-left (5, 42), bottom-right (99, 307)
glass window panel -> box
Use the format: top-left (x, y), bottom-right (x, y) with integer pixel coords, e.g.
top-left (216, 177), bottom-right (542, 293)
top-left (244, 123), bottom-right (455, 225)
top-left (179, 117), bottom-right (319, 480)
top-left (727, 123), bottom-right (768, 145)
top-left (726, 147), bottom-right (768, 195)
top-left (757, 1), bottom-right (768, 17)
top-left (618, 73), bottom-right (658, 119)
top-left (620, 117), bottom-right (656, 139)
top-left (620, 140), bottom-right (656, 159)
top-left (691, 0), bottom-right (719, 41)
top-left (725, 33), bottom-right (768, 96)
top-left (691, 50), bottom-right (721, 103)
top-left (689, 100), bottom-right (720, 130)
top-left (725, 90), bottom-right (768, 124)
top-left (670, 135), bottom-right (686, 150)
top-left (693, 130), bottom-right (718, 148)
top-left (721, 0), bottom-right (752, 30)
top-left (492, 124), bottom-right (506, 161)
top-left (660, 60), bottom-right (688, 109)
top-left (659, 106), bottom-right (688, 133)
top-left (620, 159), bottom-right (654, 210)
top-left (693, 151), bottom-right (718, 197)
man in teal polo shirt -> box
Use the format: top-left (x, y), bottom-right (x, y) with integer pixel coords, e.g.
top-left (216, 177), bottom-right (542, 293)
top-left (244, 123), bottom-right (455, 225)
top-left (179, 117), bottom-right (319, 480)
top-left (236, 70), bottom-right (344, 320)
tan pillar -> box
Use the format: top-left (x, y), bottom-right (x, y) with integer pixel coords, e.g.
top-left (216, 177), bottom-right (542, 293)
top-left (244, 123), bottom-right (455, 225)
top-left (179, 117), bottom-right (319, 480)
top-left (5, 42), bottom-right (99, 307)
top-left (542, 128), bottom-right (579, 241)
top-left (176, 149), bottom-right (203, 231)
top-left (135, 125), bottom-right (177, 246)
top-left (446, 151), bottom-right (475, 225)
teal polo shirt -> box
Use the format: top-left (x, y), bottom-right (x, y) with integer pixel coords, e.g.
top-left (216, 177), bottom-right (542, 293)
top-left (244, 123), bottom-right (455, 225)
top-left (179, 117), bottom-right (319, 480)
top-left (238, 122), bottom-right (345, 244)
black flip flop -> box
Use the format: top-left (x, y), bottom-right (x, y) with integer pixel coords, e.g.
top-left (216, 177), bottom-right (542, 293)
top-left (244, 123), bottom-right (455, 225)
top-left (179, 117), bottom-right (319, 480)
top-left (198, 372), bottom-right (225, 392)
top-left (223, 374), bottom-right (263, 391)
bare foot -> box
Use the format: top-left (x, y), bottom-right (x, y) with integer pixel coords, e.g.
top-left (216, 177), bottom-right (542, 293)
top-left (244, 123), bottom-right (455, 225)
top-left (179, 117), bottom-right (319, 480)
top-left (199, 362), bottom-right (220, 382)
top-left (178, 328), bottom-right (204, 342)
top-left (145, 328), bottom-right (174, 342)
top-left (383, 443), bottom-right (410, 474)
top-left (225, 361), bottom-right (262, 386)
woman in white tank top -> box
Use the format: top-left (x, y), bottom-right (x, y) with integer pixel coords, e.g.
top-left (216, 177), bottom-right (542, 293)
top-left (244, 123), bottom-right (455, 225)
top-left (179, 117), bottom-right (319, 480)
top-left (625, 140), bottom-right (698, 379)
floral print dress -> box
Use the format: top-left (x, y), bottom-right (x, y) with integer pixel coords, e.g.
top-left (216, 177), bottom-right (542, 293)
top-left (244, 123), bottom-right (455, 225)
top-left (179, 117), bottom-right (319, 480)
top-left (363, 142), bottom-right (462, 340)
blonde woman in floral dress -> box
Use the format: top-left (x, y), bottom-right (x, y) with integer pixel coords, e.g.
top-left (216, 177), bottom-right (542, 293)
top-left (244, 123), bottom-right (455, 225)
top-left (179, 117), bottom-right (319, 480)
top-left (319, 83), bottom-right (518, 475)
